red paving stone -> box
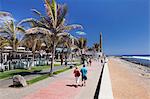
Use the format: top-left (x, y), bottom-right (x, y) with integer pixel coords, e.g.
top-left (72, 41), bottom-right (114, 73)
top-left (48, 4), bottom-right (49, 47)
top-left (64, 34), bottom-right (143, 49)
top-left (24, 78), bottom-right (82, 99)
top-left (23, 61), bottom-right (99, 99)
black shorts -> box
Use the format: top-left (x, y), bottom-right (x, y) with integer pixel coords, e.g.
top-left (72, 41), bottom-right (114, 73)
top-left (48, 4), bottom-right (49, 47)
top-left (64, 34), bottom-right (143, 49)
top-left (82, 76), bottom-right (87, 81)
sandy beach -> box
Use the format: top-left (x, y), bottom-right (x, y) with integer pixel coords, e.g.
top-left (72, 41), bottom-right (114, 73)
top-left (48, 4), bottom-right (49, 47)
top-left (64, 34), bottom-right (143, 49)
top-left (108, 57), bottom-right (150, 99)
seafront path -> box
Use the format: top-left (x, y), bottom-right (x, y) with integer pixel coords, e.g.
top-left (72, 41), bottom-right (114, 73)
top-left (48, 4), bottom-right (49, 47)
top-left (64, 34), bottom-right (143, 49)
top-left (0, 62), bottom-right (77, 88)
top-left (0, 60), bottom-right (103, 99)
top-left (1, 57), bottom-right (149, 99)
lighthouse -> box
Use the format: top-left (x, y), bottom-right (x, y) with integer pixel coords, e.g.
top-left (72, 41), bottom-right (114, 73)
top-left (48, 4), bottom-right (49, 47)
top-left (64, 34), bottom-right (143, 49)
top-left (100, 32), bottom-right (102, 52)
top-left (99, 32), bottom-right (103, 57)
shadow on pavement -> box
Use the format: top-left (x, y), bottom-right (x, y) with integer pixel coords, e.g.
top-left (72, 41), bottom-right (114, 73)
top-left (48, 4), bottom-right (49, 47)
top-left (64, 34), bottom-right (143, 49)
top-left (66, 84), bottom-right (82, 88)
top-left (12, 70), bottom-right (50, 76)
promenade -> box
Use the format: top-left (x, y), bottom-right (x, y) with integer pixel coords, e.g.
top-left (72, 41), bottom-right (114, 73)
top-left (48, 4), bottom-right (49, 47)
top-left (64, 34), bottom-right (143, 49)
top-left (1, 57), bottom-right (149, 99)
top-left (0, 60), bottom-right (103, 99)
top-left (0, 62), bottom-right (77, 88)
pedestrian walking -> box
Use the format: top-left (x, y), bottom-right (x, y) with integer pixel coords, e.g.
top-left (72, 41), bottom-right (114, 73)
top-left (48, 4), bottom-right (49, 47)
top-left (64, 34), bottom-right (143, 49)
top-left (89, 58), bottom-right (92, 66)
top-left (60, 53), bottom-right (64, 65)
top-left (80, 65), bottom-right (87, 86)
top-left (65, 54), bottom-right (67, 66)
top-left (87, 58), bottom-right (89, 66)
top-left (73, 66), bottom-right (80, 87)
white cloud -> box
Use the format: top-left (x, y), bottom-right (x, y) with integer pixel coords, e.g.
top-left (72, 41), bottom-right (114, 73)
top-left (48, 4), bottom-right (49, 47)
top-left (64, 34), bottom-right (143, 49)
top-left (76, 31), bottom-right (86, 35)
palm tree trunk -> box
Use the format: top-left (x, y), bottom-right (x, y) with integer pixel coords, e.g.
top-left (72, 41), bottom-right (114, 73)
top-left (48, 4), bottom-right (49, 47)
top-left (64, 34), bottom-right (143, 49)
top-left (12, 35), bottom-right (17, 58)
top-left (61, 45), bottom-right (65, 65)
top-left (29, 39), bottom-right (37, 70)
top-left (0, 49), bottom-right (3, 71)
top-left (31, 53), bottom-right (35, 69)
top-left (50, 42), bottom-right (56, 75)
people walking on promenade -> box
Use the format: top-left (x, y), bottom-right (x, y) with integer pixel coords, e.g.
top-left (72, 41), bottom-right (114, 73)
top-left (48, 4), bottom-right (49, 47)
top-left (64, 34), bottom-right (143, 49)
top-left (89, 58), bottom-right (92, 66)
top-left (60, 53), bottom-right (64, 65)
top-left (86, 58), bottom-right (89, 66)
top-left (73, 66), bottom-right (81, 87)
top-left (65, 54), bottom-right (67, 66)
top-left (80, 64), bottom-right (87, 86)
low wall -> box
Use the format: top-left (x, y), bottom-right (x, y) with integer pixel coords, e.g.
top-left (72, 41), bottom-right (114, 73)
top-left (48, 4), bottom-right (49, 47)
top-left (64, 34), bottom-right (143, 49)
top-left (99, 62), bottom-right (114, 99)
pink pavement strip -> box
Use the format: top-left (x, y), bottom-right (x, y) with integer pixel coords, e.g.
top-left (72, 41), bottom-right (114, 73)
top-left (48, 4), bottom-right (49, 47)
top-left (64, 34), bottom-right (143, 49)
top-left (23, 79), bottom-right (82, 99)
top-left (23, 61), bottom-right (98, 99)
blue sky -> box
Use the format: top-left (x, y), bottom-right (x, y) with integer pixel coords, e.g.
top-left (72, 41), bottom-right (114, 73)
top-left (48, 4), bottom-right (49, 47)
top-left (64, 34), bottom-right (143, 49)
top-left (0, 0), bottom-right (149, 55)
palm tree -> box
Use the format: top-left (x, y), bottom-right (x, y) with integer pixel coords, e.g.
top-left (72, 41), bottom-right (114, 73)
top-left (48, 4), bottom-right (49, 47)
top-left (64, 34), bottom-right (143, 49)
top-left (93, 43), bottom-right (100, 52)
top-left (0, 13), bottom-right (25, 70)
top-left (0, 11), bottom-right (12, 17)
top-left (0, 19), bottom-right (25, 52)
top-left (76, 37), bottom-right (87, 64)
top-left (77, 37), bottom-right (87, 55)
top-left (0, 36), bottom-right (9, 67)
top-left (22, 34), bottom-right (44, 51)
top-left (21, 34), bottom-right (45, 69)
top-left (0, 36), bottom-right (9, 49)
top-left (19, 0), bottom-right (83, 74)
top-left (57, 34), bottom-right (79, 65)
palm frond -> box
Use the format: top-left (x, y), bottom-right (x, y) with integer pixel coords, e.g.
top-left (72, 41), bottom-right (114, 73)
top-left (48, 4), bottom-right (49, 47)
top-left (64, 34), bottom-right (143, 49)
top-left (51, 0), bottom-right (57, 27)
top-left (1, 21), bottom-right (14, 36)
top-left (56, 32), bottom-right (69, 36)
top-left (0, 38), bottom-right (9, 48)
top-left (0, 11), bottom-right (12, 17)
top-left (44, 0), bottom-right (55, 27)
top-left (4, 21), bottom-right (13, 33)
top-left (26, 27), bottom-right (53, 35)
top-left (31, 9), bottom-right (42, 17)
top-left (59, 24), bottom-right (83, 32)
top-left (57, 4), bottom-right (68, 27)
top-left (18, 18), bottom-right (47, 28)
top-left (16, 26), bottom-right (26, 33)
top-left (10, 20), bottom-right (15, 33)
top-left (31, 9), bottom-right (50, 26)
top-left (69, 34), bottom-right (79, 44)
top-left (0, 27), bottom-right (5, 32)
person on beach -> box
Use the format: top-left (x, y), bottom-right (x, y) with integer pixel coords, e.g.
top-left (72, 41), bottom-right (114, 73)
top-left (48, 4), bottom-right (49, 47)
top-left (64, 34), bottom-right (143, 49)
top-left (73, 66), bottom-right (80, 87)
top-left (80, 65), bottom-right (87, 86)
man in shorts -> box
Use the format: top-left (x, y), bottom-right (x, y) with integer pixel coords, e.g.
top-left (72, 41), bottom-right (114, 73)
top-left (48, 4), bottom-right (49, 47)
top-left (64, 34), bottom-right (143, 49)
top-left (80, 64), bottom-right (87, 86)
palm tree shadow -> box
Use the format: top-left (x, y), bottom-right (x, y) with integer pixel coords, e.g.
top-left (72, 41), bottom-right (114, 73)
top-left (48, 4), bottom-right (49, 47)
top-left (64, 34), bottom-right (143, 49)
top-left (12, 70), bottom-right (49, 76)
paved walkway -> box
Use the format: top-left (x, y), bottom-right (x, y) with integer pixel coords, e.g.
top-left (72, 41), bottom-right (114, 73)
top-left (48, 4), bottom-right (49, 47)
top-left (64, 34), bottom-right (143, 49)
top-left (0, 60), bottom-right (102, 99)
top-left (0, 62), bottom-right (78, 88)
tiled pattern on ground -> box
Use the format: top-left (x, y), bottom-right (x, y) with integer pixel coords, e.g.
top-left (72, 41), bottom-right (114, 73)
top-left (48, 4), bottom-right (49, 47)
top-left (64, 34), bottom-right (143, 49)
top-left (23, 61), bottom-right (99, 99)
top-left (24, 79), bottom-right (82, 99)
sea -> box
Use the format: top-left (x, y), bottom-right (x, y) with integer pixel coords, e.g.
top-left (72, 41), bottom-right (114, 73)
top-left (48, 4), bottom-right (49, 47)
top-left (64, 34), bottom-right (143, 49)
top-left (121, 55), bottom-right (150, 67)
